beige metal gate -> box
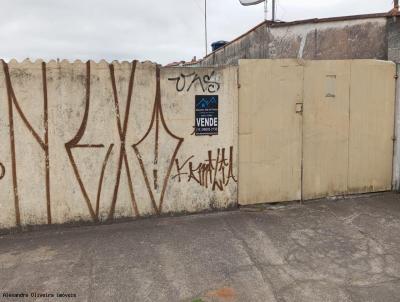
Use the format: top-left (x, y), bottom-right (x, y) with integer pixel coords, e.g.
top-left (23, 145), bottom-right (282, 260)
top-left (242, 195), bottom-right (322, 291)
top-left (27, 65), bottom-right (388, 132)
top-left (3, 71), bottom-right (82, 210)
top-left (302, 61), bottom-right (351, 199)
top-left (347, 61), bottom-right (395, 194)
top-left (239, 59), bottom-right (395, 205)
top-left (238, 60), bottom-right (303, 205)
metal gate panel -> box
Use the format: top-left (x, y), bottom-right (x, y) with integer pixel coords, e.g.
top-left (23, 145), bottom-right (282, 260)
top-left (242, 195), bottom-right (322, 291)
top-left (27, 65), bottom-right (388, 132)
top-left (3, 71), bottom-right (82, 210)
top-left (239, 59), bottom-right (395, 205)
top-left (238, 59), bottom-right (303, 205)
top-left (348, 60), bottom-right (395, 193)
top-left (302, 61), bottom-right (351, 200)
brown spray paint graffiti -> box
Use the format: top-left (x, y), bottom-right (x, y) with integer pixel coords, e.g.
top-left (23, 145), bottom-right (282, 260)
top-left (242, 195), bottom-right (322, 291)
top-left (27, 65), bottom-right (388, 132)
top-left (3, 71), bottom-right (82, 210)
top-left (1, 60), bottom-right (51, 226)
top-left (107, 62), bottom-right (140, 220)
top-left (0, 61), bottom-right (236, 227)
top-left (0, 61), bottom-right (189, 224)
top-left (66, 63), bottom-right (184, 220)
top-left (172, 146), bottom-right (237, 191)
top-left (65, 61), bottom-right (141, 221)
top-left (133, 66), bottom-right (184, 215)
top-left (66, 62), bottom-right (109, 222)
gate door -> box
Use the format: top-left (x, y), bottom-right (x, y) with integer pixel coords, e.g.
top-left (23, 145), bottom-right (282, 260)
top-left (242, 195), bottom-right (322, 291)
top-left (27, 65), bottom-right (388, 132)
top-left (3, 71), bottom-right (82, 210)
top-left (238, 59), bottom-right (303, 205)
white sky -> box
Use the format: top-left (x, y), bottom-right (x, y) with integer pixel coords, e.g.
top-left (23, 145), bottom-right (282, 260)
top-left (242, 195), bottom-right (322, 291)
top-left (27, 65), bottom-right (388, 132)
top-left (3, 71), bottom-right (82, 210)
top-left (0, 0), bottom-right (394, 64)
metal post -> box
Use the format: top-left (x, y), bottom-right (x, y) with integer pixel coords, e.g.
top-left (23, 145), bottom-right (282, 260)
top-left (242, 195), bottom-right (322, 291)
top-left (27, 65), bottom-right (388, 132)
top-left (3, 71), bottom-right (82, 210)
top-left (264, 0), bottom-right (268, 20)
top-left (272, 0), bottom-right (276, 21)
top-left (205, 0), bottom-right (208, 55)
top-left (393, 65), bottom-right (400, 190)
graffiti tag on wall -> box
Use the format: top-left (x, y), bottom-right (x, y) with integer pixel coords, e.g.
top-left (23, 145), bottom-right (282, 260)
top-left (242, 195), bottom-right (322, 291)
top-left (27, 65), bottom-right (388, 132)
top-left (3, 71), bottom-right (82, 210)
top-left (172, 146), bottom-right (237, 191)
top-left (0, 60), bottom-right (186, 225)
top-left (168, 71), bottom-right (220, 93)
top-left (0, 61), bottom-right (235, 227)
top-left (2, 61), bottom-right (51, 226)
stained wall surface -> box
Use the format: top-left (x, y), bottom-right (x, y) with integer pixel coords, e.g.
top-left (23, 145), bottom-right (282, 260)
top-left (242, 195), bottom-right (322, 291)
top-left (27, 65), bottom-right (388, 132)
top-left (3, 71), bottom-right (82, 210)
top-left (200, 17), bottom-right (388, 67)
top-left (0, 60), bottom-right (238, 229)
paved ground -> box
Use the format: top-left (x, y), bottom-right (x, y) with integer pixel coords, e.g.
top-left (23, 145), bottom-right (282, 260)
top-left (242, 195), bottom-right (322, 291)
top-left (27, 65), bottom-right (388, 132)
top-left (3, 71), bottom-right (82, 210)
top-left (0, 193), bottom-right (400, 302)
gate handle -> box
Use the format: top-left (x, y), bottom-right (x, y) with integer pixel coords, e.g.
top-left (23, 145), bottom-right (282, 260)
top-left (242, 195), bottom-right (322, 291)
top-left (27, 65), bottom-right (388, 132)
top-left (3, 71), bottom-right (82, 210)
top-left (295, 103), bottom-right (303, 114)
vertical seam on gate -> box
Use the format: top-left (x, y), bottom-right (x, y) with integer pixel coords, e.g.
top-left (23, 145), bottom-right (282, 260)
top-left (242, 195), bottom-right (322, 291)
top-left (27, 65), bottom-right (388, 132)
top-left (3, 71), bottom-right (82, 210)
top-left (300, 63), bottom-right (305, 203)
top-left (346, 62), bottom-right (352, 195)
top-left (236, 66), bottom-right (240, 205)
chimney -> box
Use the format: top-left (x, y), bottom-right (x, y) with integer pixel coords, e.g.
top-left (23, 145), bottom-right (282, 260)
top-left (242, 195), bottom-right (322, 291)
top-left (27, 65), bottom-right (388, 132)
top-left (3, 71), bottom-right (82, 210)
top-left (394, 0), bottom-right (399, 14)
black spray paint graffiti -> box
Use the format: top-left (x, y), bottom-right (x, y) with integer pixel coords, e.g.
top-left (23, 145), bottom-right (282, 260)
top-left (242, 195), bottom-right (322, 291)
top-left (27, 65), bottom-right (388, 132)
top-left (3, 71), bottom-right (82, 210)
top-left (168, 71), bottom-right (220, 93)
top-left (172, 146), bottom-right (237, 191)
top-left (0, 162), bottom-right (5, 180)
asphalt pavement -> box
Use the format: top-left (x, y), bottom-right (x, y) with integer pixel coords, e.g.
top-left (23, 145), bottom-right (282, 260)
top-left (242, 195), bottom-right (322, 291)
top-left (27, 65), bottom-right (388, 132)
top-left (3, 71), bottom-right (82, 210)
top-left (0, 192), bottom-right (400, 302)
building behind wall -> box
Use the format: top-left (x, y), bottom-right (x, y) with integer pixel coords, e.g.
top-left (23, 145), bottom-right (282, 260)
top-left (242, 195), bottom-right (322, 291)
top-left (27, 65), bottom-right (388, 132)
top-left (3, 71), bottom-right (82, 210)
top-left (198, 12), bottom-right (400, 66)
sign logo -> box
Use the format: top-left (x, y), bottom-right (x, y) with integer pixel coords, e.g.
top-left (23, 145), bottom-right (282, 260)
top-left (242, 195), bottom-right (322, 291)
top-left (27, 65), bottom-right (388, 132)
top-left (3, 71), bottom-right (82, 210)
top-left (195, 95), bottom-right (218, 136)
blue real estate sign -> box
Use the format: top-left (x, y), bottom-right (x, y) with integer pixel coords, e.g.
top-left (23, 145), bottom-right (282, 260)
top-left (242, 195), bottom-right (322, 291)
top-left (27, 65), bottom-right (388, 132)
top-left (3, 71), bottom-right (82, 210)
top-left (195, 95), bottom-right (218, 136)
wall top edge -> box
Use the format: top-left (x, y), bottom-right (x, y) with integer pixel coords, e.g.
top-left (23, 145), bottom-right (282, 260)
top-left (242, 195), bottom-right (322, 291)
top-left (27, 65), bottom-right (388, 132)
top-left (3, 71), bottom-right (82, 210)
top-left (0, 58), bottom-right (159, 67)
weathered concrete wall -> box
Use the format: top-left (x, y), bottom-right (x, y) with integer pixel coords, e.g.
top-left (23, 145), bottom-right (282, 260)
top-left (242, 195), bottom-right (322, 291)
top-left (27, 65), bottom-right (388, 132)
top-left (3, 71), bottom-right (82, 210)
top-left (200, 17), bottom-right (388, 66)
top-left (0, 59), bottom-right (238, 229)
top-left (388, 18), bottom-right (400, 190)
top-left (388, 17), bottom-right (400, 62)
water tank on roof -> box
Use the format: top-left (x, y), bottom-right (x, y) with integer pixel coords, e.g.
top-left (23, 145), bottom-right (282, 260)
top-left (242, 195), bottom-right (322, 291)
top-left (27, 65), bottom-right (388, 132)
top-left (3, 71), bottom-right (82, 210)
top-left (211, 41), bottom-right (228, 52)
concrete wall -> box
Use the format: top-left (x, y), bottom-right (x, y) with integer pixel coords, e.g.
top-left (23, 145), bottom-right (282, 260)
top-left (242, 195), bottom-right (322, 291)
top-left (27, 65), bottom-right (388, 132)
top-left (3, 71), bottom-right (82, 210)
top-left (388, 17), bottom-right (400, 62)
top-left (200, 17), bottom-right (388, 66)
top-left (0, 59), bottom-right (238, 229)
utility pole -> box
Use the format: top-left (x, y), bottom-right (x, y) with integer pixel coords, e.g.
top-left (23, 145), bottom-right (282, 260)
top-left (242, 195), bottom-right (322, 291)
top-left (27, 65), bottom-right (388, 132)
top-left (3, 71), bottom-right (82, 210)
top-left (205, 0), bottom-right (208, 55)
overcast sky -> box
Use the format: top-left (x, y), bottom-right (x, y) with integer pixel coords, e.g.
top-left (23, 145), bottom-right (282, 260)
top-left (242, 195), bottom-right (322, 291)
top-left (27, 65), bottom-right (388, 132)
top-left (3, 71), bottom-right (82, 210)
top-left (0, 0), bottom-right (394, 65)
